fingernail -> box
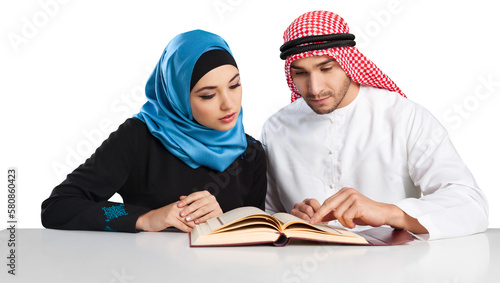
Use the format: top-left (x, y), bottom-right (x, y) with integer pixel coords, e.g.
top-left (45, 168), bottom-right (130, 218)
top-left (180, 212), bottom-right (185, 217)
top-left (185, 216), bottom-right (191, 221)
top-left (177, 202), bottom-right (183, 207)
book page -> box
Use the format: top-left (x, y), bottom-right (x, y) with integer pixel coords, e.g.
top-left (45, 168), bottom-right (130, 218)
top-left (205, 206), bottom-right (269, 232)
top-left (272, 212), bottom-right (309, 225)
top-left (313, 224), bottom-right (358, 237)
top-left (273, 212), bottom-right (366, 240)
top-left (215, 218), bottom-right (280, 233)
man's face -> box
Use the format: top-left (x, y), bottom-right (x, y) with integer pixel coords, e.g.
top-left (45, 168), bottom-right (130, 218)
top-left (290, 55), bottom-right (351, 114)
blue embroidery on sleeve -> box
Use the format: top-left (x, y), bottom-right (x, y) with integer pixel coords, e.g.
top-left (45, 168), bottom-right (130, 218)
top-left (102, 203), bottom-right (128, 222)
top-left (103, 226), bottom-right (116, 232)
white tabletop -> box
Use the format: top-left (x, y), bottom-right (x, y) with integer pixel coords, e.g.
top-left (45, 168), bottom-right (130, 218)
top-left (1, 228), bottom-right (499, 283)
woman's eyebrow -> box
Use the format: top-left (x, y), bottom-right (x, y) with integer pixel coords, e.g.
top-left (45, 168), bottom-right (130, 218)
top-left (229, 73), bottom-right (240, 83)
top-left (194, 86), bottom-right (217, 93)
top-left (194, 73), bottom-right (240, 93)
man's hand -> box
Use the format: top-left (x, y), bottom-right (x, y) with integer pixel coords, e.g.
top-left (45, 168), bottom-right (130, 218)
top-left (309, 187), bottom-right (428, 234)
top-left (136, 201), bottom-right (195, 232)
top-left (290, 198), bottom-right (328, 223)
top-left (309, 187), bottom-right (390, 228)
top-left (178, 190), bottom-right (223, 225)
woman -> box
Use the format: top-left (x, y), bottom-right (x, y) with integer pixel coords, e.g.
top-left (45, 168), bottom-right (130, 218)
top-left (41, 30), bottom-right (267, 233)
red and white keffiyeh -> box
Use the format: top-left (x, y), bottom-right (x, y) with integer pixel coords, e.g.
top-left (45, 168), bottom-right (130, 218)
top-left (282, 10), bottom-right (405, 102)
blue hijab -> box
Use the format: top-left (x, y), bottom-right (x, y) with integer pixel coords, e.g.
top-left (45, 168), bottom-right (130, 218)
top-left (134, 30), bottom-right (247, 172)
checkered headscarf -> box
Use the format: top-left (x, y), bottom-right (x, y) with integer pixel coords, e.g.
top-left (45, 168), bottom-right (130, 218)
top-left (282, 11), bottom-right (405, 102)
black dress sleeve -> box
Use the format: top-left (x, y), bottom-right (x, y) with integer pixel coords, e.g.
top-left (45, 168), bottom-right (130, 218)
top-left (41, 119), bottom-right (150, 232)
top-left (242, 135), bottom-right (267, 210)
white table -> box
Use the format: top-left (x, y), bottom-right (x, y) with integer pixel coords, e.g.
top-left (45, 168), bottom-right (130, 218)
top-left (1, 228), bottom-right (499, 283)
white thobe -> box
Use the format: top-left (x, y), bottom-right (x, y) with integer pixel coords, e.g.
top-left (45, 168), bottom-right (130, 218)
top-left (261, 85), bottom-right (488, 240)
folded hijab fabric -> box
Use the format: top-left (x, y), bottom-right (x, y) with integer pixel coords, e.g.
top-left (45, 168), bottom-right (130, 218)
top-left (281, 11), bottom-right (405, 102)
top-left (134, 30), bottom-right (246, 172)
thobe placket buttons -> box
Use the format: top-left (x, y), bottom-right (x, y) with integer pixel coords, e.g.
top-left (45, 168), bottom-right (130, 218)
top-left (325, 116), bottom-right (336, 191)
top-left (329, 110), bottom-right (345, 193)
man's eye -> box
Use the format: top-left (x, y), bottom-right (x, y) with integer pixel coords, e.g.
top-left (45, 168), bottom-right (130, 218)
top-left (229, 83), bottom-right (241, 90)
top-left (200, 94), bottom-right (215, 100)
top-left (293, 71), bottom-right (306, 76)
top-left (321, 67), bottom-right (332, 72)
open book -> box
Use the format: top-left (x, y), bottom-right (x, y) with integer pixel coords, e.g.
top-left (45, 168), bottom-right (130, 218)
top-left (189, 207), bottom-right (413, 247)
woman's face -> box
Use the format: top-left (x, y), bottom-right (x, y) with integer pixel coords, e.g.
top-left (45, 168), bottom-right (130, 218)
top-left (190, 65), bottom-right (242, 131)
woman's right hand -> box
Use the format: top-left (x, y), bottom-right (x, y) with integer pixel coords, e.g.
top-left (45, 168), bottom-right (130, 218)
top-left (135, 201), bottom-right (195, 232)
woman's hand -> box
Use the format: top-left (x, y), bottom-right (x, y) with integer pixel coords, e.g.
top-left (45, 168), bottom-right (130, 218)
top-left (136, 201), bottom-right (195, 232)
top-left (178, 190), bottom-right (223, 225)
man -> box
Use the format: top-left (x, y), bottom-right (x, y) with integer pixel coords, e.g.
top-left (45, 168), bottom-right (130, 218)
top-left (261, 10), bottom-right (488, 240)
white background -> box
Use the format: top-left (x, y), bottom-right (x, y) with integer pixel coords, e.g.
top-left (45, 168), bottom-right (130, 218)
top-left (1, 0), bottom-right (499, 229)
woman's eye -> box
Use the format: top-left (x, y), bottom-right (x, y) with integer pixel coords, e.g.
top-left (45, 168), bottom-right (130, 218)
top-left (200, 94), bottom-right (215, 100)
top-left (229, 83), bottom-right (241, 90)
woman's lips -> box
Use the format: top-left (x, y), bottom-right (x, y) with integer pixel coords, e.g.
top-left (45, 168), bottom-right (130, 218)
top-left (219, 112), bottom-right (236, 123)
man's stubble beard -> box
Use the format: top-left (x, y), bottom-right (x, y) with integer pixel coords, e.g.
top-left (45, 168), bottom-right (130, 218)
top-left (303, 78), bottom-right (351, 115)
